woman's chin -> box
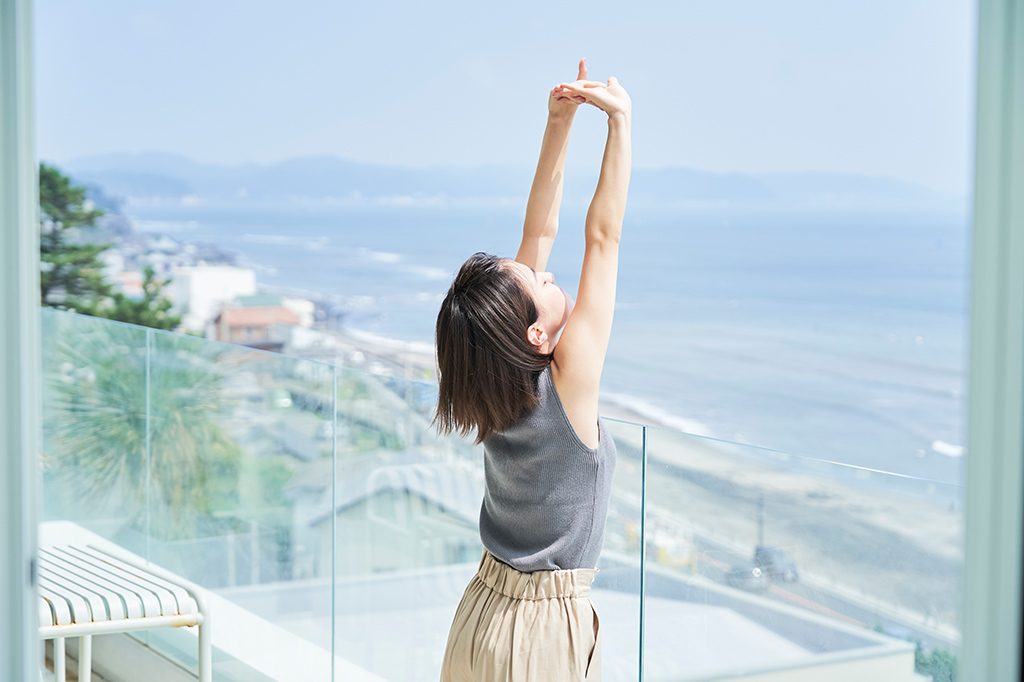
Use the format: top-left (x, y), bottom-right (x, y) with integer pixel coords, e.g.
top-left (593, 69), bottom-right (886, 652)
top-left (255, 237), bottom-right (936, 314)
top-left (560, 288), bottom-right (574, 322)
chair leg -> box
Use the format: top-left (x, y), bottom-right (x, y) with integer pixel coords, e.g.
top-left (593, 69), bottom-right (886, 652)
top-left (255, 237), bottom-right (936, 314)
top-left (53, 638), bottom-right (66, 682)
top-left (198, 622), bottom-right (211, 682)
top-left (79, 635), bottom-right (92, 682)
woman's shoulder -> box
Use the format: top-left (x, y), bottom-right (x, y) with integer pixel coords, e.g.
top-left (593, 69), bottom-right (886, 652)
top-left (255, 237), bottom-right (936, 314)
top-left (546, 359), bottom-right (603, 451)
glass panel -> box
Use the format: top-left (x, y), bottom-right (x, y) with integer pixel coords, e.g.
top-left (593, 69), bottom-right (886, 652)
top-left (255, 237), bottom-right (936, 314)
top-left (39, 306), bottom-right (967, 681)
top-left (599, 417), bottom-right (647, 681)
top-left (143, 326), bottom-right (336, 680)
top-left (40, 308), bottom-right (149, 548)
top-left (331, 364), bottom-right (483, 680)
top-left (643, 423), bottom-right (963, 681)
top-left (330, 370), bottom-right (647, 681)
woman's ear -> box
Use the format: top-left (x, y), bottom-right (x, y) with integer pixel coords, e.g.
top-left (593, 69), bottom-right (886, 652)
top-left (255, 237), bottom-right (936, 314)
top-left (527, 323), bottom-right (547, 348)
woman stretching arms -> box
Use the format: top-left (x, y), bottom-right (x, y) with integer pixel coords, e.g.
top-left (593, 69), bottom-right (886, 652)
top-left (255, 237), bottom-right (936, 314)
top-left (433, 57), bottom-right (632, 681)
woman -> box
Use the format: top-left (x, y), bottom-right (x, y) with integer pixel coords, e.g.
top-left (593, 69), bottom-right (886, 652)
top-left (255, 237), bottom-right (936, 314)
top-left (432, 57), bottom-right (632, 682)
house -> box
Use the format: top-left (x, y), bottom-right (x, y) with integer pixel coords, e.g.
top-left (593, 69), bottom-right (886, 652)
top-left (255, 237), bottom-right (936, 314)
top-left (296, 451), bottom-right (483, 576)
top-left (212, 305), bottom-right (302, 351)
top-left (164, 264), bottom-right (258, 332)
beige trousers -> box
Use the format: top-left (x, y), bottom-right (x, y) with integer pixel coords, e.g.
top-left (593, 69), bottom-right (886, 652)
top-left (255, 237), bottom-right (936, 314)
top-left (440, 548), bottom-right (603, 682)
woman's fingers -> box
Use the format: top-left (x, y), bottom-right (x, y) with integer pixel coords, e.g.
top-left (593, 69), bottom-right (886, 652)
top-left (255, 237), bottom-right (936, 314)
top-left (556, 85), bottom-right (602, 106)
top-left (577, 57), bottom-right (587, 81)
top-left (559, 80), bottom-right (607, 91)
top-left (554, 90), bottom-right (586, 104)
top-left (551, 81), bottom-right (586, 104)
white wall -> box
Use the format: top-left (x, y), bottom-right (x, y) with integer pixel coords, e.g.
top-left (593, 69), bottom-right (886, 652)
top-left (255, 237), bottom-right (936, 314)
top-left (164, 265), bottom-right (257, 332)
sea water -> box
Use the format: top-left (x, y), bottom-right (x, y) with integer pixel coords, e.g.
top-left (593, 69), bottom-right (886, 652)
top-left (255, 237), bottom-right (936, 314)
top-left (126, 198), bottom-right (969, 493)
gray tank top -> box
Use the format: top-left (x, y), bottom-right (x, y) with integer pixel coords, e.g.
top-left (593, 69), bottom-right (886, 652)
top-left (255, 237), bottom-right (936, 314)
top-left (479, 363), bottom-right (617, 572)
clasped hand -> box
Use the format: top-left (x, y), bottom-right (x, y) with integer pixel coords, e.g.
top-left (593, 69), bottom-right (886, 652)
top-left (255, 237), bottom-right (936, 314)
top-left (549, 58), bottom-right (632, 120)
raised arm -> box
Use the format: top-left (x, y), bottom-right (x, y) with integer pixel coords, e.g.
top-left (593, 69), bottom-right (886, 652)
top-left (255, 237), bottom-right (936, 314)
top-left (515, 58), bottom-right (591, 273)
top-left (548, 74), bottom-right (632, 449)
top-left (584, 107), bottom-right (630, 244)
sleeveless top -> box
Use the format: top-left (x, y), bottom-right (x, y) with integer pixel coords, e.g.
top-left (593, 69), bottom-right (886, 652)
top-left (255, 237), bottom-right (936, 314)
top-left (478, 363), bottom-right (617, 572)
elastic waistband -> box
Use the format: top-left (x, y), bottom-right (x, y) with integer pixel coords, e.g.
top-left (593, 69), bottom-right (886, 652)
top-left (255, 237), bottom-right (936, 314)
top-left (475, 549), bottom-right (598, 600)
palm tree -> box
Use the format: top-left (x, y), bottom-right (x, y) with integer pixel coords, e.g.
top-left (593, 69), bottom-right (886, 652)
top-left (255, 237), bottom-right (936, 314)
top-left (42, 310), bottom-right (242, 541)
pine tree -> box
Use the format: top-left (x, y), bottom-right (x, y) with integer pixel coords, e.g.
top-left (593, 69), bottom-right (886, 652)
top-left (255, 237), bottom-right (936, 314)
top-left (39, 162), bottom-right (182, 331)
top-left (39, 162), bottom-right (114, 314)
top-left (103, 265), bottom-right (183, 331)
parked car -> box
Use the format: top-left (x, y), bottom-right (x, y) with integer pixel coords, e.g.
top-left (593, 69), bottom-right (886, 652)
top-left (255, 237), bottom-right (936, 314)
top-left (753, 545), bottom-right (799, 582)
top-left (726, 563), bottom-right (770, 591)
top-left (271, 388), bottom-right (293, 409)
top-left (315, 420), bottom-right (350, 441)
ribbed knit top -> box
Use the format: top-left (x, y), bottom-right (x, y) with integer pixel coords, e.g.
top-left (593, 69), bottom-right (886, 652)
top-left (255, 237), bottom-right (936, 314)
top-left (479, 363), bottom-right (617, 572)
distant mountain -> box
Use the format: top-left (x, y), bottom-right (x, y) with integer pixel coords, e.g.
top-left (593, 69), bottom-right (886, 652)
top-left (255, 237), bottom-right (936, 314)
top-left (60, 151), bottom-right (961, 210)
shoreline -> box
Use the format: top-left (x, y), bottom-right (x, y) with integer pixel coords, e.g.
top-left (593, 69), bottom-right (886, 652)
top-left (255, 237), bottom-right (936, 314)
top-left (320, 317), bottom-right (961, 493)
top-left (319, 318), bottom-right (692, 434)
top-left (323, 317), bottom-right (964, 630)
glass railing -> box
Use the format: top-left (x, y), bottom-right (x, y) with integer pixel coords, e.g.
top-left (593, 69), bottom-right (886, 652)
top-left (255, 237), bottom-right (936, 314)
top-left (642, 425), bottom-right (961, 681)
top-left (39, 307), bottom-right (962, 681)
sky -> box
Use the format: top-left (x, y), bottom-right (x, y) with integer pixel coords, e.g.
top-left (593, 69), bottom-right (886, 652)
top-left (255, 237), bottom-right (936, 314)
top-left (35, 0), bottom-right (976, 195)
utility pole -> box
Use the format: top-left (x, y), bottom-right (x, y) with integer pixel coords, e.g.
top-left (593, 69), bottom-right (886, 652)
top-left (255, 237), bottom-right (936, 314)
top-left (757, 493), bottom-right (765, 548)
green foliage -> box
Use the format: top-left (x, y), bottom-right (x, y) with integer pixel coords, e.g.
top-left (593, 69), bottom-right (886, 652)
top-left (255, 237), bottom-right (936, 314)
top-left (44, 318), bottom-right (242, 540)
top-left (915, 640), bottom-right (958, 682)
top-left (39, 162), bottom-right (181, 330)
top-left (101, 265), bottom-right (183, 331)
top-left (338, 375), bottom-right (371, 400)
top-left (39, 162), bottom-right (114, 314)
top-left (870, 623), bottom-right (958, 682)
top-left (257, 458), bottom-right (295, 509)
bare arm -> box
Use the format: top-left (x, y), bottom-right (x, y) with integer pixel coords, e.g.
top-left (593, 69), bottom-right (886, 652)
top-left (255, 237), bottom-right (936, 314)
top-left (559, 111), bottom-right (631, 380)
top-left (585, 112), bottom-right (632, 244)
top-left (515, 114), bottom-right (573, 272)
top-left (549, 75), bottom-right (632, 449)
top-left (516, 58), bottom-right (591, 272)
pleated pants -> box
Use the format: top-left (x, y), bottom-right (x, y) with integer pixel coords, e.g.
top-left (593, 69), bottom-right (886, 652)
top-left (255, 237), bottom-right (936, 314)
top-left (440, 548), bottom-right (602, 681)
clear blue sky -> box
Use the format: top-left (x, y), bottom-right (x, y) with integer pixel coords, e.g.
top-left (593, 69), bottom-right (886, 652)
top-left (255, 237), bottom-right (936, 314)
top-left (35, 0), bottom-right (975, 194)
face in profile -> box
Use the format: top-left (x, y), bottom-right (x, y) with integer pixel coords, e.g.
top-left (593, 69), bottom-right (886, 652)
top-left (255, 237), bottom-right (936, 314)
top-left (504, 258), bottom-right (573, 350)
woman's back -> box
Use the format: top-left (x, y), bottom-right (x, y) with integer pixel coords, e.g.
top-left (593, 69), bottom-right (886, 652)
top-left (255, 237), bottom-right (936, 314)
top-left (479, 363), bottom-right (618, 572)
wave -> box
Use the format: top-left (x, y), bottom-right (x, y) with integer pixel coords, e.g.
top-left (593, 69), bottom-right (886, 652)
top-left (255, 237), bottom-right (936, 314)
top-left (372, 194), bottom-right (449, 207)
top-left (242, 233), bottom-right (330, 251)
top-left (355, 247), bottom-right (402, 264)
top-left (931, 439), bottom-right (965, 458)
top-left (600, 390), bottom-right (715, 437)
top-left (342, 325), bottom-right (435, 357)
top-left (353, 248), bottom-right (448, 281)
top-left (132, 218), bottom-right (199, 233)
top-left (234, 258), bottom-right (278, 276)
top-left (342, 294), bottom-right (378, 310)
top-left (405, 265), bottom-right (450, 281)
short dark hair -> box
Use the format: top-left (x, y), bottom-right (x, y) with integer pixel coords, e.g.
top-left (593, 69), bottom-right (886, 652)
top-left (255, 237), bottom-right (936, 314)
top-left (431, 252), bottom-right (551, 444)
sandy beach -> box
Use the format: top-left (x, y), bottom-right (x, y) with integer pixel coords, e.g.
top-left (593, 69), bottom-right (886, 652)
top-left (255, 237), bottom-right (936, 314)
top-left (319, 320), bottom-right (964, 641)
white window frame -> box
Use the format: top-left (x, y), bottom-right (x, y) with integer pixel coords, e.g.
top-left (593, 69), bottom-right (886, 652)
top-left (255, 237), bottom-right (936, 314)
top-left (1, 0), bottom-right (41, 680)
top-left (961, 1), bottom-right (1024, 680)
top-left (3, 0), bottom-right (1023, 680)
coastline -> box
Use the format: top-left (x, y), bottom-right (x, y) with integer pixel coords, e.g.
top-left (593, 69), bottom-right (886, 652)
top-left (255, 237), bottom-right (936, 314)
top-left (321, 314), bottom-right (961, 493)
top-left (322, 318), bottom-right (689, 433)
top-left (319, 316), bottom-right (964, 632)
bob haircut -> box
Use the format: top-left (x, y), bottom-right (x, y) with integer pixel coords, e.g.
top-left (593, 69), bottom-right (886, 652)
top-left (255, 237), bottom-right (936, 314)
top-left (431, 251), bottom-right (552, 444)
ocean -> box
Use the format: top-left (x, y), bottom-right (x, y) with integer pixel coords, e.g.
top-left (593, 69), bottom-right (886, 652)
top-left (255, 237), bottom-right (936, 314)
top-left (126, 197), bottom-right (969, 490)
